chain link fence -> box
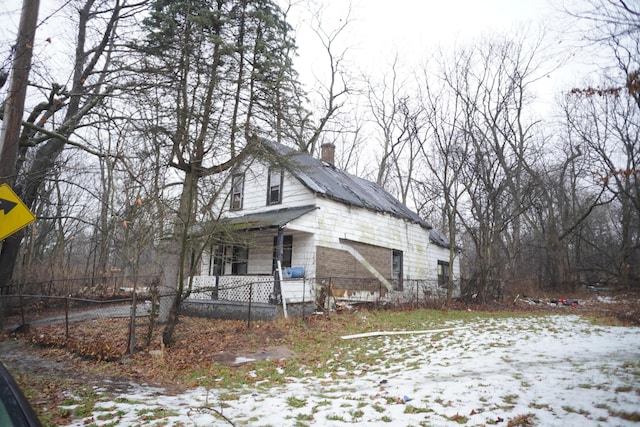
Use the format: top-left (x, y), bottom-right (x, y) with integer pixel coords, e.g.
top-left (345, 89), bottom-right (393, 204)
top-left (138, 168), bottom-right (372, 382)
top-left (0, 276), bottom-right (161, 361)
top-left (1, 275), bottom-right (451, 360)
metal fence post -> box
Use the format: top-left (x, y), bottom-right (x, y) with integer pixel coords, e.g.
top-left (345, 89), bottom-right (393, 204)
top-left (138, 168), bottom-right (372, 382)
top-left (20, 294), bottom-right (25, 325)
top-left (247, 282), bottom-right (253, 328)
top-left (301, 278), bottom-right (306, 321)
top-left (128, 291), bottom-right (137, 355)
top-left (65, 296), bottom-right (69, 341)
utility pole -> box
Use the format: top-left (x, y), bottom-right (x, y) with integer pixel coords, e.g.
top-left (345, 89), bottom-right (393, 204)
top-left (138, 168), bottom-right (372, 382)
top-left (0, 0), bottom-right (39, 328)
top-left (0, 0), bottom-right (40, 186)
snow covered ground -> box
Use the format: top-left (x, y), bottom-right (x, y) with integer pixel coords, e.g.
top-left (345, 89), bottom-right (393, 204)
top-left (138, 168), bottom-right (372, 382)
top-left (61, 314), bottom-right (640, 426)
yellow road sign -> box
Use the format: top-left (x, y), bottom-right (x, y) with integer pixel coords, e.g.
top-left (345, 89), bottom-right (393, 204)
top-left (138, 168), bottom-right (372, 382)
top-left (0, 183), bottom-right (36, 240)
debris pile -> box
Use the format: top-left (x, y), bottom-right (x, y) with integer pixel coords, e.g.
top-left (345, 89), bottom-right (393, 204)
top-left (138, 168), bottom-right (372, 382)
top-left (514, 295), bottom-right (579, 308)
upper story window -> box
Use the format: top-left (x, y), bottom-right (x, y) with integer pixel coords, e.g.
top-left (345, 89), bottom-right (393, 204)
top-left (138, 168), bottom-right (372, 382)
top-left (392, 249), bottom-right (403, 291)
top-left (267, 168), bottom-right (283, 205)
top-left (231, 173), bottom-right (244, 210)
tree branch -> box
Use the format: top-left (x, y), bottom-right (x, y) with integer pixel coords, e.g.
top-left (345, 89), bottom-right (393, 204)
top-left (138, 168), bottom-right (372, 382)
top-left (17, 119), bottom-right (109, 158)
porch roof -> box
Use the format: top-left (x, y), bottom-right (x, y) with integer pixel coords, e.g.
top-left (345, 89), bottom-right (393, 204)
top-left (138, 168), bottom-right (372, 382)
top-left (226, 204), bottom-right (318, 230)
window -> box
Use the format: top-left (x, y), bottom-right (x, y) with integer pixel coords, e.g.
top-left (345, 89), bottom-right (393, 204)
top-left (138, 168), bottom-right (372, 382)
top-left (392, 249), bottom-right (403, 291)
top-left (232, 245), bottom-right (249, 274)
top-left (207, 244), bottom-right (224, 276)
top-left (267, 168), bottom-right (283, 205)
top-left (438, 260), bottom-right (450, 287)
top-left (231, 173), bottom-right (244, 210)
top-left (272, 235), bottom-right (293, 272)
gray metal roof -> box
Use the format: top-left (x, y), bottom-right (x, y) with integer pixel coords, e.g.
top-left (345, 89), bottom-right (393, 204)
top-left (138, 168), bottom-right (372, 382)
top-left (227, 205), bottom-right (319, 230)
top-left (429, 229), bottom-right (451, 248)
top-left (260, 139), bottom-right (432, 230)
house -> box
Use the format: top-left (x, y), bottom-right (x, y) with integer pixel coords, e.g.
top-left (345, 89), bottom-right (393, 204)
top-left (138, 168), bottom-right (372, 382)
top-left (188, 138), bottom-right (460, 313)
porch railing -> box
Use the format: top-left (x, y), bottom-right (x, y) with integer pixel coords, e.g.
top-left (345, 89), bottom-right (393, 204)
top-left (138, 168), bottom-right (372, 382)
top-left (187, 275), bottom-right (310, 304)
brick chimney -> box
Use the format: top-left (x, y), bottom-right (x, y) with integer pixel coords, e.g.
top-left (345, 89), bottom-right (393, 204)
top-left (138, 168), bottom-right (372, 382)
top-left (320, 143), bottom-right (335, 165)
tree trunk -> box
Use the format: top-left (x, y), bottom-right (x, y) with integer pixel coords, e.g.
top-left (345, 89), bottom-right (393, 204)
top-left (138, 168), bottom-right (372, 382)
top-left (157, 171), bottom-right (198, 344)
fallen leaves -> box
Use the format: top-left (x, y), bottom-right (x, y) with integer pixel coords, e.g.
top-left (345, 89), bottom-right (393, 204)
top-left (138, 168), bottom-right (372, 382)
top-left (27, 318), bottom-right (128, 361)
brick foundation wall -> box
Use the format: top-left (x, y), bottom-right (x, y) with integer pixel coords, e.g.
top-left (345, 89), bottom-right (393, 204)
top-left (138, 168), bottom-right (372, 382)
top-left (316, 240), bottom-right (393, 293)
top-left (341, 239), bottom-right (392, 279)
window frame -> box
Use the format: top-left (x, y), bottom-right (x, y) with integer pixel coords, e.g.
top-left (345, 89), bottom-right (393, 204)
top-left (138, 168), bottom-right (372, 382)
top-left (392, 249), bottom-right (403, 291)
top-left (267, 168), bottom-right (283, 205)
top-left (231, 173), bottom-right (244, 211)
top-left (437, 260), bottom-right (450, 287)
top-left (232, 245), bottom-right (249, 274)
top-left (273, 235), bottom-right (293, 272)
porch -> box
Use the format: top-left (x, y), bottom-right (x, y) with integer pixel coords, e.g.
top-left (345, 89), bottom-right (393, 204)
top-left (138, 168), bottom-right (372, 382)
top-left (186, 275), bottom-right (313, 305)
top-left (181, 275), bottom-right (313, 321)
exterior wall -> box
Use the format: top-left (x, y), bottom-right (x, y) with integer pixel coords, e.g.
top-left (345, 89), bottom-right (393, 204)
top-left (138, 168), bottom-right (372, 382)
top-left (199, 229), bottom-right (316, 277)
top-left (310, 198), bottom-right (433, 281)
top-left (315, 241), bottom-right (393, 290)
top-left (224, 159), bottom-right (315, 217)
top-left (315, 244), bottom-right (389, 298)
top-left (246, 233), bottom-right (274, 274)
top-left (289, 233), bottom-right (315, 274)
top-left (342, 240), bottom-right (392, 279)
top-left (316, 244), bottom-right (380, 281)
top-left (429, 244), bottom-right (462, 283)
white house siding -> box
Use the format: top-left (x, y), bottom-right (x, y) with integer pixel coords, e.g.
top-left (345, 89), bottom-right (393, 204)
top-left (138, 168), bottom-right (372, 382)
top-left (311, 198), bottom-right (433, 281)
top-left (428, 244), bottom-right (461, 282)
top-left (224, 159), bottom-right (315, 217)
top-left (281, 279), bottom-right (314, 304)
top-left (198, 230), bottom-right (317, 276)
top-left (287, 232), bottom-right (316, 274)
top-left (246, 233), bottom-right (274, 275)
top-left (242, 230), bottom-right (316, 277)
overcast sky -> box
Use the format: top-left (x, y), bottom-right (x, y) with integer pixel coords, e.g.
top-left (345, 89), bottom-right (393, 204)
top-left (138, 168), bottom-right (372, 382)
top-left (0, 1), bottom-right (608, 117)
top-left (285, 0), bottom-right (608, 107)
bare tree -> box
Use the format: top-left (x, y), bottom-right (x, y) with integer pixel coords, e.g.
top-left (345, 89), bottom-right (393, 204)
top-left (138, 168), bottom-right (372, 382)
top-left (443, 34), bottom-right (550, 299)
top-left (414, 52), bottom-right (472, 304)
top-left (0, 0), bottom-right (149, 292)
top-left (297, 1), bottom-right (353, 155)
top-left (563, 81), bottom-right (639, 287)
top-left (560, 0), bottom-right (640, 288)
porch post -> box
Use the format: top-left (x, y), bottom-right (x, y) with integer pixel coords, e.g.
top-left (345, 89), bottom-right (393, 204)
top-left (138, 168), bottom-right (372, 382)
top-left (212, 244), bottom-right (222, 300)
top-left (272, 227), bottom-right (284, 303)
